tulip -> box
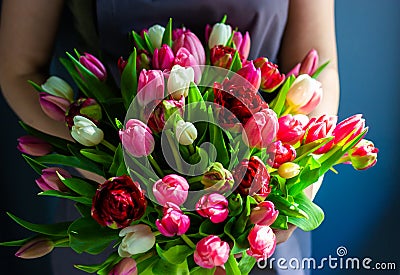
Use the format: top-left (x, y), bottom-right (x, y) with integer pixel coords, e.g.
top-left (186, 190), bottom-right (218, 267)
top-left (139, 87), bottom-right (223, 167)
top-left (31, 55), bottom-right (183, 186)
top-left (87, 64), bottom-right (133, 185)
top-left (147, 24), bottom-right (165, 49)
top-left (347, 139), bottom-right (378, 170)
top-left (39, 92), bottom-right (70, 122)
top-left (210, 45), bottom-right (236, 69)
top-left (201, 162), bottom-right (234, 193)
top-left (41, 76), bottom-right (74, 102)
top-left (118, 224), bottom-right (155, 257)
top-left (286, 74), bottom-right (323, 115)
top-left (193, 235), bottom-right (230, 269)
top-left (173, 47), bottom-right (201, 83)
top-left (208, 23), bottom-right (232, 49)
top-left (117, 56), bottom-right (128, 74)
top-left (250, 201), bottom-right (279, 226)
top-left (156, 202), bottom-right (190, 237)
top-left (253, 57), bottom-right (285, 92)
top-left (232, 31), bottom-right (251, 60)
top-left (15, 237), bottom-right (54, 259)
top-left (276, 114), bottom-right (309, 145)
top-left (137, 69), bottom-right (165, 106)
top-left (243, 108), bottom-right (278, 149)
top-left (175, 120), bottom-right (197, 145)
top-left (17, 135), bottom-right (53, 156)
top-left (196, 193), bottom-right (229, 224)
top-left (71, 115), bottom-right (104, 146)
top-left (167, 65), bottom-right (194, 100)
top-left (152, 44), bottom-right (175, 71)
top-left (302, 115), bottom-right (338, 154)
top-left (277, 162), bottom-right (301, 179)
top-left (332, 114), bottom-right (366, 145)
top-left (147, 96), bottom-right (185, 133)
top-left (152, 174), bottom-right (189, 206)
top-left (230, 61), bottom-right (261, 92)
top-left (109, 258), bottom-right (137, 275)
top-left (247, 225), bottom-right (276, 260)
top-left (267, 141), bottom-right (296, 168)
top-left (299, 48), bottom-right (319, 76)
top-left (79, 52), bottom-right (107, 81)
top-left (172, 28), bottom-right (206, 65)
top-left (35, 167), bottom-right (71, 192)
top-left (119, 119), bottom-right (155, 157)
top-left (65, 97), bottom-right (102, 129)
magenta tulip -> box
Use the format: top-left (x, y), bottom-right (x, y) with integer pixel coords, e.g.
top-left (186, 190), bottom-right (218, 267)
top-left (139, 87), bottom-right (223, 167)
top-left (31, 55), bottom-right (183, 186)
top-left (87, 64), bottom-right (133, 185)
top-left (156, 202), bottom-right (190, 237)
top-left (230, 61), bottom-right (261, 92)
top-left (347, 139), bottom-right (378, 170)
top-left (193, 235), bottom-right (230, 269)
top-left (109, 258), bottom-right (137, 275)
top-left (137, 69), bottom-right (165, 106)
top-left (172, 28), bottom-right (206, 65)
top-left (152, 174), bottom-right (189, 206)
top-left (250, 201), bottom-right (279, 226)
top-left (17, 135), bottom-right (53, 156)
top-left (303, 114), bottom-right (338, 154)
top-left (247, 225), bottom-right (276, 260)
top-left (196, 193), bottom-right (229, 224)
top-left (79, 52), bottom-right (107, 81)
top-left (332, 114), bottom-right (366, 145)
top-left (119, 119), bottom-right (155, 157)
top-left (232, 31), bottom-right (251, 60)
top-left (39, 92), bottom-right (70, 122)
top-left (299, 48), bottom-right (319, 76)
top-left (152, 44), bottom-right (175, 71)
top-left (277, 114), bottom-right (309, 145)
top-left (35, 167), bottom-right (71, 192)
top-left (267, 141), bottom-right (296, 168)
top-left (243, 108), bottom-right (278, 149)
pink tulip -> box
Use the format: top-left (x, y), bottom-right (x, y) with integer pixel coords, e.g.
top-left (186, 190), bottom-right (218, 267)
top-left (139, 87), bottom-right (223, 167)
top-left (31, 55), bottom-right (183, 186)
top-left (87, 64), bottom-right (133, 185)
top-left (17, 135), bottom-right (53, 156)
top-left (79, 52), bottom-right (107, 81)
top-left (232, 31), bottom-right (251, 60)
top-left (15, 237), bottom-right (54, 259)
top-left (286, 74), bottom-right (323, 115)
top-left (277, 114), bottom-right (309, 145)
top-left (299, 48), bottom-right (319, 76)
top-left (243, 108), bottom-right (278, 149)
top-left (347, 139), bottom-right (378, 170)
top-left (247, 225), bottom-right (276, 260)
top-left (172, 28), bottom-right (206, 65)
top-left (39, 92), bottom-right (70, 122)
top-left (173, 47), bottom-right (201, 84)
top-left (137, 69), bottom-right (165, 106)
top-left (193, 235), bottom-right (230, 269)
top-left (156, 202), bottom-right (190, 237)
top-left (196, 193), bottom-right (229, 224)
top-left (109, 258), bottom-right (137, 275)
top-left (332, 114), bottom-right (366, 145)
top-left (267, 141), bottom-right (296, 168)
top-left (152, 174), bottom-right (189, 206)
top-left (250, 201), bottom-right (279, 226)
top-left (253, 57), bottom-right (285, 92)
top-left (230, 61), bottom-right (261, 92)
top-left (152, 44), bottom-right (175, 71)
top-left (35, 167), bottom-right (71, 192)
top-left (119, 119), bottom-right (155, 157)
top-left (303, 115), bottom-right (338, 154)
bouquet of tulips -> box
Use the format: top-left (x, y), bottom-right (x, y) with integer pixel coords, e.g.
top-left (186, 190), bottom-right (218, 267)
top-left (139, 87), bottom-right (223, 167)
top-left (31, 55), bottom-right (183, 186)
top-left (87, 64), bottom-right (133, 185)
top-left (1, 16), bottom-right (378, 275)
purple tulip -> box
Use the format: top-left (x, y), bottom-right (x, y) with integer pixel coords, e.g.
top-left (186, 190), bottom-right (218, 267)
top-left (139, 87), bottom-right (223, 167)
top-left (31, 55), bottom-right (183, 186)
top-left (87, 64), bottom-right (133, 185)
top-left (79, 52), bottom-right (107, 81)
top-left (156, 202), bottom-right (190, 237)
top-left (15, 237), bottom-right (54, 259)
top-left (152, 174), bottom-right (189, 206)
top-left (39, 92), bottom-right (70, 122)
top-left (152, 44), bottom-right (175, 71)
top-left (35, 167), bottom-right (72, 192)
top-left (17, 135), bottom-right (53, 156)
top-left (137, 69), bottom-right (165, 106)
top-left (109, 258), bottom-right (137, 275)
top-left (119, 119), bottom-right (155, 157)
top-left (196, 193), bottom-right (229, 224)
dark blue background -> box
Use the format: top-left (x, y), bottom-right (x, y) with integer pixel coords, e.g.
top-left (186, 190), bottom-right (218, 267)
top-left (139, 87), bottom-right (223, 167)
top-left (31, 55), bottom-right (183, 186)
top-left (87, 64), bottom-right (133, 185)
top-left (1, 0), bottom-right (399, 274)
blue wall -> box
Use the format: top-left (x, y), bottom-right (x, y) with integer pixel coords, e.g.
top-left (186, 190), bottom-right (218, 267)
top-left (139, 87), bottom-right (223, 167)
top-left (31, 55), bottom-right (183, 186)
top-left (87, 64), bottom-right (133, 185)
top-left (312, 0), bottom-right (400, 274)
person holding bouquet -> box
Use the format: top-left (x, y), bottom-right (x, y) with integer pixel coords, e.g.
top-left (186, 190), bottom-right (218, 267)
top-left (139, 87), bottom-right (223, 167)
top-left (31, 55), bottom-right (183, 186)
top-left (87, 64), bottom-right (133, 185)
top-left (0, 0), bottom-right (340, 274)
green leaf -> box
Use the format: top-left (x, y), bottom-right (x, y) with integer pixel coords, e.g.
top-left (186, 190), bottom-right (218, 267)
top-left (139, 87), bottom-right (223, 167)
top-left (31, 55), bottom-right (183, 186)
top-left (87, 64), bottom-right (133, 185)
top-left (270, 214), bottom-right (288, 230)
top-left (294, 136), bottom-right (334, 162)
top-left (74, 252), bottom-right (119, 274)
top-left (288, 191), bottom-right (324, 231)
top-left (312, 60), bottom-right (330, 79)
top-left (238, 252), bottom-right (257, 275)
top-left (208, 106), bottom-right (229, 167)
top-left (22, 155), bottom-right (48, 174)
top-left (0, 236), bottom-right (35, 247)
top-left (136, 256), bottom-right (160, 275)
top-left (6, 212), bottom-right (70, 236)
top-left (190, 267), bottom-right (216, 275)
top-left (224, 254), bottom-right (241, 275)
top-left (39, 190), bottom-right (93, 205)
top-left (131, 31), bottom-right (147, 51)
top-left (60, 177), bottom-right (97, 197)
top-left (269, 75), bottom-right (295, 117)
top-left (121, 47), bottom-right (138, 109)
top-left (28, 80), bottom-right (46, 92)
top-left (80, 149), bottom-right (114, 165)
top-left (287, 155), bottom-right (321, 196)
top-left (109, 144), bottom-right (124, 175)
top-left (199, 219), bottom-right (224, 237)
top-left (161, 18), bottom-right (173, 47)
top-left (267, 194), bottom-right (308, 219)
top-left (152, 257), bottom-right (189, 275)
top-left (156, 244), bottom-right (193, 265)
top-left (68, 217), bottom-right (118, 255)
top-left (229, 51), bottom-right (243, 72)
top-left (143, 32), bottom-right (155, 56)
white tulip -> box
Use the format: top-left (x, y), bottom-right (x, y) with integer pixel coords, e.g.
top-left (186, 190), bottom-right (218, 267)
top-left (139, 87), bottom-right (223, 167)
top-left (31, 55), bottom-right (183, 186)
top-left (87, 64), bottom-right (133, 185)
top-left (118, 224), bottom-right (155, 257)
top-left (41, 76), bottom-right (74, 102)
top-left (167, 65), bottom-right (194, 100)
top-left (208, 23), bottom-right (232, 49)
top-left (147, 24), bottom-right (165, 49)
top-left (70, 116), bottom-right (104, 146)
top-left (175, 120), bottom-right (197, 145)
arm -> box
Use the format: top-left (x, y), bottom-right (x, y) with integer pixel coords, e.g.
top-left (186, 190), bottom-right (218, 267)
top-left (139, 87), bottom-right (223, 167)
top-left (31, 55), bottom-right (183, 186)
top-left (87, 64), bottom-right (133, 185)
top-left (0, 0), bottom-right (71, 139)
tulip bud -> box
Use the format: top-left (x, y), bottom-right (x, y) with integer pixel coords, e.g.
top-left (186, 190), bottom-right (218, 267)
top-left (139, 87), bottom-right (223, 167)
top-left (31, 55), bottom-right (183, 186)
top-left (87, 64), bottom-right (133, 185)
top-left (152, 44), bottom-right (175, 71)
top-left (15, 237), bottom-right (54, 259)
top-left (137, 69), bottom-right (165, 106)
top-left (277, 114), bottom-right (308, 145)
top-left (253, 57), bottom-right (285, 92)
top-left (267, 141), bottom-right (296, 168)
top-left (65, 97), bottom-right (102, 129)
top-left (348, 139), bottom-right (378, 170)
top-left (79, 52), bottom-right (107, 81)
top-left (39, 92), bottom-right (70, 122)
top-left (118, 224), bottom-right (155, 257)
top-left (17, 135), bottom-right (53, 156)
top-left (208, 23), bottom-right (232, 49)
top-left (152, 174), bottom-right (189, 206)
top-left (109, 258), bottom-right (137, 275)
top-left (156, 202), bottom-right (190, 237)
top-left (172, 28), bottom-right (206, 65)
top-left (147, 24), bottom-right (165, 49)
top-left (332, 114), bottom-right (366, 145)
top-left (35, 167), bottom-right (72, 192)
top-left (286, 74), bottom-right (323, 115)
top-left (210, 45), bottom-right (236, 69)
top-left (71, 115), bottom-right (104, 146)
top-left (194, 235), bottom-right (230, 269)
top-left (299, 49), bottom-right (319, 76)
top-left (232, 31), bottom-right (251, 60)
top-left (303, 114), bottom-right (338, 154)
top-left (117, 56), bottom-right (128, 74)
top-left (201, 162), bottom-right (234, 193)
top-left (243, 108), bottom-right (278, 149)
top-left (175, 120), bottom-right (197, 145)
top-left (119, 119), bottom-right (155, 157)
top-left (277, 162), bottom-right (301, 179)
top-left (230, 61), bottom-right (262, 92)
top-left (196, 193), bottom-right (229, 224)
top-left (247, 225), bottom-right (276, 260)
top-left (250, 201), bottom-right (279, 226)
top-left (167, 65), bottom-right (194, 100)
top-left (41, 76), bottom-right (74, 102)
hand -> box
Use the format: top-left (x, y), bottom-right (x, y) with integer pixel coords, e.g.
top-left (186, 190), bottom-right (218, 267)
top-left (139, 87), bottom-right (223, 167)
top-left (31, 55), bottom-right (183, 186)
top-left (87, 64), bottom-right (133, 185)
top-left (273, 223), bottom-right (297, 244)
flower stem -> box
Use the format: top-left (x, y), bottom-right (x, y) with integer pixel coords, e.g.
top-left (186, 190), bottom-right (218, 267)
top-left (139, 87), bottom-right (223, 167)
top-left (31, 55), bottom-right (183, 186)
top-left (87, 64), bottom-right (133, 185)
top-left (54, 238), bottom-right (69, 246)
top-left (188, 144), bottom-right (196, 155)
top-left (148, 154), bottom-right (164, 177)
top-left (166, 130), bottom-right (183, 173)
top-left (181, 234), bottom-right (196, 249)
top-left (101, 139), bottom-right (117, 152)
top-left (188, 175), bottom-right (203, 184)
top-left (135, 250), bottom-right (156, 264)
